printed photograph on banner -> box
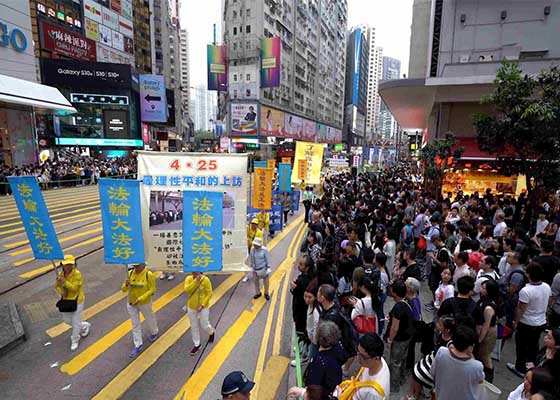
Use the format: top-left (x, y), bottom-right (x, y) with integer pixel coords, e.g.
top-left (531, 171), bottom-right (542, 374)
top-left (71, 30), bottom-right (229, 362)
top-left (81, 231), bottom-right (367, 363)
top-left (149, 190), bottom-right (235, 231)
top-left (231, 103), bottom-right (258, 135)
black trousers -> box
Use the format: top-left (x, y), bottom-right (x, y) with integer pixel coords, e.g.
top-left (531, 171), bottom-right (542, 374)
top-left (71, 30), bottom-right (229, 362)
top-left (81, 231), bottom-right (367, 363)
top-left (515, 322), bottom-right (546, 372)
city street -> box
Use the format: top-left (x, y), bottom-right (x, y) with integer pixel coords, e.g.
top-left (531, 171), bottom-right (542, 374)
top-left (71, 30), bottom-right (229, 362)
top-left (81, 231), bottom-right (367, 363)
top-left (0, 186), bottom-right (525, 399)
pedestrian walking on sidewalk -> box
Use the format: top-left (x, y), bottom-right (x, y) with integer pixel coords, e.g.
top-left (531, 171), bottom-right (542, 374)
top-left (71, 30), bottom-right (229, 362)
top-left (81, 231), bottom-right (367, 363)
top-left (122, 263), bottom-right (159, 358)
top-left (55, 255), bottom-right (91, 351)
top-left (184, 272), bottom-right (216, 356)
top-left (249, 237), bottom-right (271, 300)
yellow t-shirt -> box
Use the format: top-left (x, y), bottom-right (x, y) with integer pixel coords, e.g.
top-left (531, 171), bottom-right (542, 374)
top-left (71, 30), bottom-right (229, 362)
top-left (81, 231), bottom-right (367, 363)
top-left (121, 268), bottom-right (156, 305)
top-left (55, 268), bottom-right (85, 304)
top-left (184, 275), bottom-right (213, 310)
top-left (246, 226), bottom-right (263, 249)
top-left (256, 212), bottom-right (270, 231)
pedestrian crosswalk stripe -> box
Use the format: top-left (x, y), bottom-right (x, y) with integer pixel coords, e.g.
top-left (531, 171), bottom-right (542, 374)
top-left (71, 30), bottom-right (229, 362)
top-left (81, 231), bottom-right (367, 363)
top-left (0, 209), bottom-right (100, 237)
top-left (0, 186), bottom-right (98, 206)
top-left (3, 220), bottom-right (99, 248)
top-left (0, 194), bottom-right (99, 220)
top-left (0, 201), bottom-right (100, 228)
top-left (9, 226), bottom-right (102, 256)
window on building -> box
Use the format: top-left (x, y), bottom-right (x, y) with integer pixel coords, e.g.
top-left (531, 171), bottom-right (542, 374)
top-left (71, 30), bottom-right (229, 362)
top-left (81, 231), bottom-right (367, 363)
top-left (246, 89), bottom-right (251, 97)
top-left (233, 27), bottom-right (237, 35)
top-left (240, 26), bottom-right (243, 33)
top-left (233, 74), bottom-right (238, 81)
top-left (240, 9), bottom-right (243, 16)
top-left (233, 42), bottom-right (237, 50)
top-left (246, 41), bottom-right (251, 49)
top-left (246, 9), bottom-right (251, 17)
top-left (233, 89), bottom-right (238, 98)
top-left (233, 10), bottom-right (237, 18)
top-left (246, 73), bottom-right (251, 81)
top-left (246, 25), bottom-right (251, 33)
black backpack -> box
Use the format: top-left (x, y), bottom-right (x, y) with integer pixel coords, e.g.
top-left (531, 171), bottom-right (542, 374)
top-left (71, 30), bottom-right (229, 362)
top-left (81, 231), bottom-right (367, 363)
top-left (322, 307), bottom-right (358, 358)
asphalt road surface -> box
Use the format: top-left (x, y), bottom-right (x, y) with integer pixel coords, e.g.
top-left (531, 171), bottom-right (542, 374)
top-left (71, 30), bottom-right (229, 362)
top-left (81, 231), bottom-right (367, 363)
top-left (0, 185), bottom-right (523, 399)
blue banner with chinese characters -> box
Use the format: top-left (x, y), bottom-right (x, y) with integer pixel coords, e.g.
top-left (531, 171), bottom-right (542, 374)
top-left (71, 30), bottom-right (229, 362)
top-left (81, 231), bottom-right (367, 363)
top-left (183, 191), bottom-right (223, 272)
top-left (8, 176), bottom-right (64, 260)
top-left (254, 161), bottom-right (267, 169)
top-left (99, 179), bottom-right (145, 264)
top-left (278, 163), bottom-right (292, 193)
top-left (272, 190), bottom-right (300, 211)
top-left (247, 205), bottom-right (283, 232)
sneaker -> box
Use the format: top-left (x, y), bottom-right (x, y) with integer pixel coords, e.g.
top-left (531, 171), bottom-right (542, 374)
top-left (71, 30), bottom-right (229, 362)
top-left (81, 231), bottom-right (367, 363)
top-left (253, 293), bottom-right (262, 299)
top-left (81, 322), bottom-right (91, 337)
top-left (264, 293), bottom-right (271, 301)
top-left (208, 333), bottom-right (215, 343)
top-left (148, 334), bottom-right (158, 342)
top-left (159, 273), bottom-right (168, 280)
top-left (190, 345), bottom-right (200, 356)
top-left (70, 342), bottom-right (79, 351)
top-left (290, 357), bottom-right (309, 367)
top-left (507, 362), bottom-right (525, 378)
top-left (167, 274), bottom-right (175, 281)
top-left (129, 345), bottom-right (143, 358)
top-left (242, 276), bottom-right (249, 283)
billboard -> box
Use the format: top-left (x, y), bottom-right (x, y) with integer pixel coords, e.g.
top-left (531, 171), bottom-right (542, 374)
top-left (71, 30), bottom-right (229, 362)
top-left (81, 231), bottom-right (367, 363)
top-left (207, 45), bottom-right (227, 91)
top-left (352, 28), bottom-right (361, 106)
top-left (231, 103), bottom-right (258, 135)
top-left (40, 21), bottom-right (97, 61)
top-left (139, 75), bottom-right (167, 123)
top-left (302, 119), bottom-right (316, 142)
top-left (284, 114), bottom-right (303, 139)
top-left (260, 37), bottom-right (281, 88)
top-left (261, 106), bottom-right (285, 136)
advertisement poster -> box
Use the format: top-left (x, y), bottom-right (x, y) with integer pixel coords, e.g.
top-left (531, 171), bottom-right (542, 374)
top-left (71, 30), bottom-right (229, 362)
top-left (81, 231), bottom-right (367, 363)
top-left (284, 114), bottom-right (303, 139)
top-left (137, 152), bottom-right (249, 273)
top-left (291, 141), bottom-right (324, 184)
top-left (124, 36), bottom-right (134, 54)
top-left (139, 75), bottom-right (167, 123)
top-left (110, 0), bottom-right (122, 14)
top-left (260, 106), bottom-right (285, 136)
top-left (84, 0), bottom-right (102, 23)
top-left (102, 6), bottom-right (119, 31)
top-left (207, 45), bottom-right (227, 91)
top-left (85, 18), bottom-right (99, 41)
top-left (96, 43), bottom-right (134, 66)
top-left (99, 24), bottom-right (112, 46)
top-left (111, 30), bottom-right (124, 51)
top-left (302, 119), bottom-right (316, 142)
top-left (118, 16), bottom-right (133, 37)
top-left (260, 37), bottom-right (281, 88)
top-left (121, 0), bottom-right (133, 20)
top-left (231, 103), bottom-right (258, 135)
top-left (40, 21), bottom-right (96, 62)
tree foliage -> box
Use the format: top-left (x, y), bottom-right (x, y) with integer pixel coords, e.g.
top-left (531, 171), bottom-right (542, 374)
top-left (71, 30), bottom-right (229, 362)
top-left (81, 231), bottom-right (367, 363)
top-left (473, 62), bottom-right (560, 190)
top-left (419, 133), bottom-right (463, 195)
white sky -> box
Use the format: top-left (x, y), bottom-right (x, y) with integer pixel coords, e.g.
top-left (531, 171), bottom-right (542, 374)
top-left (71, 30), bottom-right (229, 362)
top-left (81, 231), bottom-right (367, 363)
top-left (180, 0), bottom-right (413, 86)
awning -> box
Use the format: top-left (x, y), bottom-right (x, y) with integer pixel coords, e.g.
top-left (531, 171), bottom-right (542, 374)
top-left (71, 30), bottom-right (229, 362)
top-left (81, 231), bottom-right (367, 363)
top-left (0, 74), bottom-right (76, 114)
top-left (453, 137), bottom-right (495, 160)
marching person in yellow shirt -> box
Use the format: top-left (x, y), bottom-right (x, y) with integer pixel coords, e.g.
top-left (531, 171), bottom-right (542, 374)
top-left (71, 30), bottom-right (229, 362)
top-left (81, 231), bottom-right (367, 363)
top-left (244, 218), bottom-right (264, 283)
top-left (184, 272), bottom-right (216, 356)
top-left (256, 209), bottom-right (271, 242)
top-left (122, 263), bottom-right (159, 358)
top-left (55, 255), bottom-right (90, 351)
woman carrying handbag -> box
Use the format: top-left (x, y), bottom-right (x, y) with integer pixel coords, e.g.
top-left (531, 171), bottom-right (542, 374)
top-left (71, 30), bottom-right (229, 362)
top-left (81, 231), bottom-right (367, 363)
top-left (55, 255), bottom-right (91, 351)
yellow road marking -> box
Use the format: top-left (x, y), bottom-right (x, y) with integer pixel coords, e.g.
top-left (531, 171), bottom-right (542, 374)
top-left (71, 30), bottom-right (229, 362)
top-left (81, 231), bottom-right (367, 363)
top-left (272, 256), bottom-right (292, 356)
top-left (46, 272), bottom-right (163, 338)
top-left (61, 282), bottom-right (185, 375)
top-left (174, 217), bottom-right (305, 400)
top-left (15, 235), bottom-right (102, 267)
top-left (0, 193), bottom-right (99, 217)
top-left (91, 273), bottom-right (243, 400)
top-left (9, 226), bottom-right (102, 256)
top-left (0, 186), bottom-right (98, 207)
top-left (0, 209), bottom-right (100, 236)
top-left (3, 220), bottom-right (100, 248)
top-left (94, 217), bottom-right (303, 400)
top-left (253, 221), bottom-right (305, 397)
top-left (0, 201), bottom-right (100, 228)
top-left (257, 356), bottom-right (291, 400)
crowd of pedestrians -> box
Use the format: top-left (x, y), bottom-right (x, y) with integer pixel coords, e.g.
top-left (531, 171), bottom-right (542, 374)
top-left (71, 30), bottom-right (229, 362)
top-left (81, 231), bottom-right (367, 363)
top-left (282, 165), bottom-right (560, 399)
top-left (0, 155), bottom-right (136, 193)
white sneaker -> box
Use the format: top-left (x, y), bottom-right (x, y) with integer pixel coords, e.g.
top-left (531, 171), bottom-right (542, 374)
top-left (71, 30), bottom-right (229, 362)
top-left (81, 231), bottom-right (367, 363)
top-left (159, 273), bottom-right (168, 280)
top-left (290, 357), bottom-right (309, 367)
top-left (81, 322), bottom-right (91, 337)
top-left (242, 276), bottom-right (249, 283)
top-left (70, 342), bottom-right (79, 351)
top-left (167, 274), bottom-right (175, 281)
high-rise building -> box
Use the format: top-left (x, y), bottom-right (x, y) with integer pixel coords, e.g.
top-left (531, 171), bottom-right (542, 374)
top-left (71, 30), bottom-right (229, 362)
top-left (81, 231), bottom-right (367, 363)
top-left (377, 56), bottom-right (401, 139)
top-left (191, 85), bottom-right (217, 133)
top-left (223, 0), bottom-right (347, 144)
top-left (179, 29), bottom-right (192, 139)
top-left (343, 26), bottom-right (369, 146)
top-left (362, 26), bottom-right (383, 141)
top-left (133, 0), bottom-right (155, 74)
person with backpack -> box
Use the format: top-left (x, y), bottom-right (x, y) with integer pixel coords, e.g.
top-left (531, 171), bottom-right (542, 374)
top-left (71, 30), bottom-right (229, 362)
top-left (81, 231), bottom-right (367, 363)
top-left (498, 251), bottom-right (527, 329)
top-left (385, 280), bottom-right (414, 392)
top-left (508, 262), bottom-right (552, 378)
top-left (437, 276), bottom-right (477, 330)
top-left (336, 333), bottom-right (390, 400)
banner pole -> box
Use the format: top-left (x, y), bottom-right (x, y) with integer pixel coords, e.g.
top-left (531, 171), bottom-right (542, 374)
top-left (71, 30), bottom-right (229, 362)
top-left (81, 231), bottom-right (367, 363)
top-left (51, 260), bottom-right (57, 276)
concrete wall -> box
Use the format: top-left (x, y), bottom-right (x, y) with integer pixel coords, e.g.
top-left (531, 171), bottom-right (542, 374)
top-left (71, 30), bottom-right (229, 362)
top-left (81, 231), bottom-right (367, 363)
top-left (0, 1), bottom-right (37, 82)
top-left (408, 0), bottom-right (432, 79)
top-left (438, 0), bottom-right (560, 77)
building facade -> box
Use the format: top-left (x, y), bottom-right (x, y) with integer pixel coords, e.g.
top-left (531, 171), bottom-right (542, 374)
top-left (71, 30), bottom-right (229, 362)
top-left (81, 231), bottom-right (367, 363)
top-left (223, 0), bottom-right (347, 145)
top-left (377, 56), bottom-right (401, 139)
top-left (191, 85), bottom-right (217, 133)
top-left (380, 0), bottom-right (560, 195)
top-left (179, 28), bottom-right (193, 142)
top-left (362, 25), bottom-right (383, 141)
top-left (343, 26), bottom-right (369, 146)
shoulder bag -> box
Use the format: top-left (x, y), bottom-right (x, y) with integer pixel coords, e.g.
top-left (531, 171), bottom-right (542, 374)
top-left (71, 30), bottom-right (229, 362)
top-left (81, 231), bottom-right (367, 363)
top-left (353, 299), bottom-right (377, 334)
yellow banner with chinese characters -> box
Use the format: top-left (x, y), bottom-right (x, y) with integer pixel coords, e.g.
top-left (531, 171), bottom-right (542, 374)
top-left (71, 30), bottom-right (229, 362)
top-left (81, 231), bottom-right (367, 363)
top-left (281, 157), bottom-right (291, 164)
top-left (291, 141), bottom-right (324, 184)
top-left (267, 159), bottom-right (276, 169)
top-left (252, 167), bottom-right (273, 210)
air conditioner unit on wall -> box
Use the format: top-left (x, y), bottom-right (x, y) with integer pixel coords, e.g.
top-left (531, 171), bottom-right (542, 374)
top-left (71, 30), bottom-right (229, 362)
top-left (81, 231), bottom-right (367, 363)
top-left (478, 54), bottom-right (494, 62)
top-left (459, 54), bottom-right (470, 63)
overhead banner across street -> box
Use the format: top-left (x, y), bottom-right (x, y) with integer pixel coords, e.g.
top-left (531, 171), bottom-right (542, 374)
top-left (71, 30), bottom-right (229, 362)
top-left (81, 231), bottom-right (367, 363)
top-left (137, 151), bottom-right (249, 273)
